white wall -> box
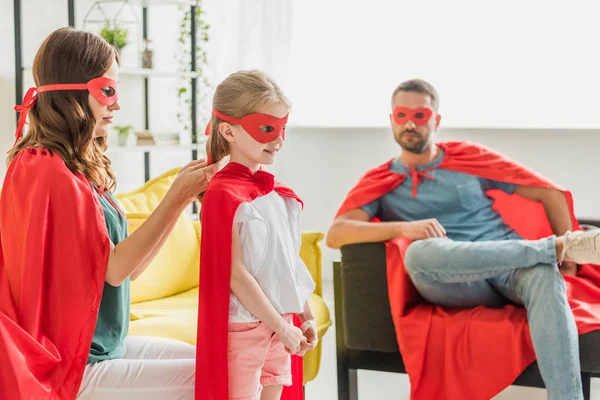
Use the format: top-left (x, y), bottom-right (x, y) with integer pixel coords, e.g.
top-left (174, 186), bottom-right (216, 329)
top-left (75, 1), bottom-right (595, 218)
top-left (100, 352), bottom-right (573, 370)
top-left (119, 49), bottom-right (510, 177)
top-left (285, 0), bottom-right (600, 129)
top-left (271, 126), bottom-right (600, 281)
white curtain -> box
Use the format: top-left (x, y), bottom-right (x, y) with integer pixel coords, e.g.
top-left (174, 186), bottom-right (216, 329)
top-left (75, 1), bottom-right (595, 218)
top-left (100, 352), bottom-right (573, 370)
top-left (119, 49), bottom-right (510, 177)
top-left (204, 0), bottom-right (294, 89)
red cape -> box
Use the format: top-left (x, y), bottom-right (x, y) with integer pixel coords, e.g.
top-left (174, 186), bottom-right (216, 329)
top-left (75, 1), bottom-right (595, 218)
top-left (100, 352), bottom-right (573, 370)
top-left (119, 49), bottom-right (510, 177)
top-left (196, 162), bottom-right (304, 400)
top-left (0, 148), bottom-right (110, 399)
top-left (336, 141), bottom-right (600, 400)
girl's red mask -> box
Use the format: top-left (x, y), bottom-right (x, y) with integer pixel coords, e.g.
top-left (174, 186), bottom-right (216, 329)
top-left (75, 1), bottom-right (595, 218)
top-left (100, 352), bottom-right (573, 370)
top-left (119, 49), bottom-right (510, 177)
top-left (211, 108), bottom-right (288, 144)
top-left (13, 77), bottom-right (119, 143)
top-left (392, 107), bottom-right (434, 126)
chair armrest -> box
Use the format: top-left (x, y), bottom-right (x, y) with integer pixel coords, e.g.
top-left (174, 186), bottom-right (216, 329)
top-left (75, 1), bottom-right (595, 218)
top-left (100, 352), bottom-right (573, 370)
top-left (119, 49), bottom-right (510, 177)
top-left (580, 224), bottom-right (600, 231)
top-left (577, 218), bottom-right (600, 231)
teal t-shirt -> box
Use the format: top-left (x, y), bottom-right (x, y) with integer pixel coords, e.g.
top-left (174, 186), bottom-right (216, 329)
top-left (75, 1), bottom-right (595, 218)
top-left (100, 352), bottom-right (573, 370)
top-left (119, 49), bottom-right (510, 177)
top-left (88, 188), bottom-right (130, 364)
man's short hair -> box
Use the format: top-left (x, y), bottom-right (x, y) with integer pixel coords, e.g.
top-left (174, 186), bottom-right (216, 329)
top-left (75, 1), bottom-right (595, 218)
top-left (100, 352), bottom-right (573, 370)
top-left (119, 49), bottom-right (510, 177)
top-left (391, 79), bottom-right (439, 111)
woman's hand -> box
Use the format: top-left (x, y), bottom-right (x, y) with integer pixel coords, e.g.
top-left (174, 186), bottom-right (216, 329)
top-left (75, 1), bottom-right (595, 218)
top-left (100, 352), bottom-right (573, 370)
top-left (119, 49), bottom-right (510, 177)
top-left (167, 159), bottom-right (220, 206)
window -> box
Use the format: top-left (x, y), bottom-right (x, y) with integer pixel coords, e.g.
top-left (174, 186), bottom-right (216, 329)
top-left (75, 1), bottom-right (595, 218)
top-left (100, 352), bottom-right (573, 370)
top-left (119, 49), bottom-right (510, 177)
top-left (285, 0), bottom-right (600, 129)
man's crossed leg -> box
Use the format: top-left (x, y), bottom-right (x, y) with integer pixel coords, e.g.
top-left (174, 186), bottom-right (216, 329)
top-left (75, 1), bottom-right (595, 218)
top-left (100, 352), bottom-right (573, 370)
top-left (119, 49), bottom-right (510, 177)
top-left (404, 231), bottom-right (600, 400)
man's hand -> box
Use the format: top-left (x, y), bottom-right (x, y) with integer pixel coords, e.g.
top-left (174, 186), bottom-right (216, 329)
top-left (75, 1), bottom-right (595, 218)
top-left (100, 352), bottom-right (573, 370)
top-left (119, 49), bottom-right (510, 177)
top-left (559, 261), bottom-right (578, 277)
top-left (399, 219), bottom-right (447, 240)
top-left (297, 320), bottom-right (318, 357)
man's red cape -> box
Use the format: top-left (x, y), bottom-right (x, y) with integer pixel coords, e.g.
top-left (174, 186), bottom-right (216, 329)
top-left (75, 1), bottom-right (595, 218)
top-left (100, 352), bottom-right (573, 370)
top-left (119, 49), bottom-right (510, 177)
top-left (335, 141), bottom-right (600, 400)
top-left (0, 148), bottom-right (110, 399)
top-left (196, 161), bottom-right (304, 400)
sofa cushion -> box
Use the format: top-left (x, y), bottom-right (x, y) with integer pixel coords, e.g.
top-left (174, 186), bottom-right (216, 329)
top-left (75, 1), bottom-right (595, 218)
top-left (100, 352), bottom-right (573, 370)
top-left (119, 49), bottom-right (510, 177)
top-left (129, 287), bottom-right (198, 344)
top-left (300, 232), bottom-right (325, 296)
top-left (116, 168), bottom-right (179, 213)
top-left (131, 287), bottom-right (199, 317)
top-left (304, 293), bottom-right (332, 382)
top-left (126, 213), bottom-right (200, 304)
top-left (128, 310), bottom-right (198, 345)
top-left (309, 293), bottom-right (332, 336)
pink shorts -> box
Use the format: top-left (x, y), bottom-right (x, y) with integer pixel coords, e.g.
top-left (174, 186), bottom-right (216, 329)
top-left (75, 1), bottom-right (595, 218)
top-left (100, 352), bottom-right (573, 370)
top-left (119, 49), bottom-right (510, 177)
top-left (227, 314), bottom-right (293, 400)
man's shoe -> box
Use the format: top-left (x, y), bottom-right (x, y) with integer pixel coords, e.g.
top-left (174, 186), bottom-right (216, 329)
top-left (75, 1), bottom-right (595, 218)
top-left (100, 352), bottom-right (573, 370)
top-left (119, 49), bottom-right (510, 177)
top-left (561, 230), bottom-right (600, 265)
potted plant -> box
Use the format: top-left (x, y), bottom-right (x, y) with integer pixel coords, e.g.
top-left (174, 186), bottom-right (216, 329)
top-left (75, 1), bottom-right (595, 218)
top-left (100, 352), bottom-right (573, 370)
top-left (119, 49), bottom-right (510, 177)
top-left (99, 23), bottom-right (129, 54)
top-left (113, 125), bottom-right (133, 147)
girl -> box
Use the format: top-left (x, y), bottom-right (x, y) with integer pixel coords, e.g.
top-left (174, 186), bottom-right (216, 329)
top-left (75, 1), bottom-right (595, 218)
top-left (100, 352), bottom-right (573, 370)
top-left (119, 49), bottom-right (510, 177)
top-left (196, 70), bottom-right (318, 400)
top-left (0, 27), bottom-right (219, 399)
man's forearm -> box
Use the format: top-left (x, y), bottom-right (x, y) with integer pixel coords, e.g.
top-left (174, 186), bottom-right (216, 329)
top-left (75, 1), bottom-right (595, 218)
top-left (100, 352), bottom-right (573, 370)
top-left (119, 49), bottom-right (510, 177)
top-left (541, 190), bottom-right (573, 236)
top-left (516, 186), bottom-right (573, 236)
top-left (326, 219), bottom-right (404, 249)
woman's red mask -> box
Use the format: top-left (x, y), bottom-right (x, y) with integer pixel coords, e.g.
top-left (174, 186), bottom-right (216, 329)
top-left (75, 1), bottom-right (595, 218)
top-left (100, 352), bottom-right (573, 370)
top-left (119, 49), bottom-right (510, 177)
top-left (211, 108), bottom-right (288, 144)
top-left (13, 77), bottom-right (119, 143)
top-left (392, 107), bottom-right (433, 126)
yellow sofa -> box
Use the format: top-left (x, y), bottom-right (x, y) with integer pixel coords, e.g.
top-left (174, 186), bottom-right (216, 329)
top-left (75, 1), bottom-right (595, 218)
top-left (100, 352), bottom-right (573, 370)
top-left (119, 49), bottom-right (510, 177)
top-left (115, 168), bottom-right (332, 384)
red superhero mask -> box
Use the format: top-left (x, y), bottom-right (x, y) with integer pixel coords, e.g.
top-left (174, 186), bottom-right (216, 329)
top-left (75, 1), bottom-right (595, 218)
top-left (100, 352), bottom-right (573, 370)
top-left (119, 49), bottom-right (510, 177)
top-left (392, 107), bottom-right (433, 126)
top-left (13, 77), bottom-right (119, 142)
top-left (211, 108), bottom-right (288, 144)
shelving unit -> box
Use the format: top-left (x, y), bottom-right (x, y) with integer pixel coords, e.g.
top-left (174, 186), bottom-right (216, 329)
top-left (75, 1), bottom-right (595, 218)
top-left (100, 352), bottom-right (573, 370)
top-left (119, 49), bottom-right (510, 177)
top-left (93, 0), bottom-right (197, 5)
top-left (120, 67), bottom-right (200, 79)
top-left (105, 143), bottom-right (198, 154)
top-left (13, 0), bottom-right (200, 183)
top-left (22, 66), bottom-right (200, 79)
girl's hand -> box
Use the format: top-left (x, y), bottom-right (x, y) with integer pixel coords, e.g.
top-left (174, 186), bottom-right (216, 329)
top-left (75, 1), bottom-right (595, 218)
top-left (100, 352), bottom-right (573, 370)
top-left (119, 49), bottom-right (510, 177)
top-left (297, 320), bottom-right (318, 356)
top-left (275, 324), bottom-right (306, 355)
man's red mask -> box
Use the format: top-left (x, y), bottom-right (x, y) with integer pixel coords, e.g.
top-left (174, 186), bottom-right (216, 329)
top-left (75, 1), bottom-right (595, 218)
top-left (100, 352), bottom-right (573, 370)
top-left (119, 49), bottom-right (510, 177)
top-left (392, 107), bottom-right (434, 126)
top-left (13, 77), bottom-right (119, 142)
top-left (211, 108), bottom-right (288, 144)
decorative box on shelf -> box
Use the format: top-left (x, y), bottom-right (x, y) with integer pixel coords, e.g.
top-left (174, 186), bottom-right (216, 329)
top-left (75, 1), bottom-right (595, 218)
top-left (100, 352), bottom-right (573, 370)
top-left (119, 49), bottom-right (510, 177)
top-left (135, 130), bottom-right (180, 146)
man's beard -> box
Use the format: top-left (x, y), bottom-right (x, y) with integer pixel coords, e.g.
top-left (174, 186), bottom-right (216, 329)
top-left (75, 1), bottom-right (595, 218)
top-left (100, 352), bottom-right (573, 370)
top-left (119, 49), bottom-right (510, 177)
top-left (395, 130), bottom-right (430, 154)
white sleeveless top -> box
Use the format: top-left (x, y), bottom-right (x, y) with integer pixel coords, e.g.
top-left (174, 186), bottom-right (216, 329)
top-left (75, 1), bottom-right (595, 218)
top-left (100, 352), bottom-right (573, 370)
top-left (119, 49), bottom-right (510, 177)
top-left (229, 191), bottom-right (316, 323)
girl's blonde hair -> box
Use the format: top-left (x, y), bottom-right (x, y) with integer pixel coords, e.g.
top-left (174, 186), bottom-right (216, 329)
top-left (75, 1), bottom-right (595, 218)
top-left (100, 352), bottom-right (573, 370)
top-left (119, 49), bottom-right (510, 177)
top-left (205, 70), bottom-right (291, 166)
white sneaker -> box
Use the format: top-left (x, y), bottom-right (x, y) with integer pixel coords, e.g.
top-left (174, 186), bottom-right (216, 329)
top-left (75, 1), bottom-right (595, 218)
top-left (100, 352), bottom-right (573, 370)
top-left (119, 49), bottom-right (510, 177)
top-left (561, 230), bottom-right (600, 265)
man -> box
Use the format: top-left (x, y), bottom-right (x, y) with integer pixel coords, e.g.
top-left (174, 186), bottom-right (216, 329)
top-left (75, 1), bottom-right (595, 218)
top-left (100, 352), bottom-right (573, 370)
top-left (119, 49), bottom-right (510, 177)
top-left (326, 79), bottom-right (600, 400)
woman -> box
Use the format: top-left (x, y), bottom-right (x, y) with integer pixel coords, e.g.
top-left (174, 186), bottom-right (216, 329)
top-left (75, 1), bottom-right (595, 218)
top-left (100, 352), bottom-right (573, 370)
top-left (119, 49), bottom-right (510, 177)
top-left (0, 27), bottom-right (216, 399)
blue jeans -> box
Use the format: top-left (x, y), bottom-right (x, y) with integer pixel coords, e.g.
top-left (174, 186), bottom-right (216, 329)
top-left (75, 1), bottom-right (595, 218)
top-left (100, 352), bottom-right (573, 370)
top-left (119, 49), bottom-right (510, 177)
top-left (404, 237), bottom-right (582, 400)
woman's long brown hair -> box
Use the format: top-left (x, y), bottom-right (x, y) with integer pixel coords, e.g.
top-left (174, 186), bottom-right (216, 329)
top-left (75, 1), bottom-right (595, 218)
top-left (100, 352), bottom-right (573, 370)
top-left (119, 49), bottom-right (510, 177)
top-left (7, 27), bottom-right (119, 191)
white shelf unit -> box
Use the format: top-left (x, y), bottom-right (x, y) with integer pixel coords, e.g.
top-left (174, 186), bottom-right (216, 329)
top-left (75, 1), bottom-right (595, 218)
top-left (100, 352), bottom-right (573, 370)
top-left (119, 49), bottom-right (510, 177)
top-left (85, 0), bottom-right (201, 184)
top-left (106, 144), bottom-right (198, 153)
top-left (95, 0), bottom-right (198, 6)
top-left (120, 67), bottom-right (200, 79)
top-left (22, 66), bottom-right (199, 79)
top-left (14, 0), bottom-right (202, 198)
